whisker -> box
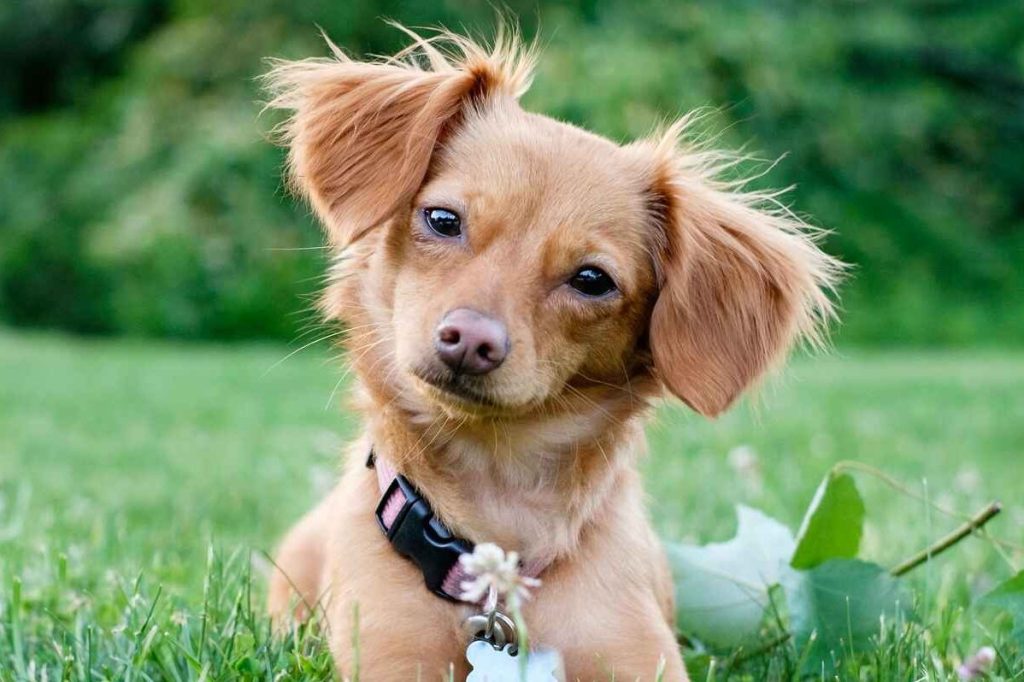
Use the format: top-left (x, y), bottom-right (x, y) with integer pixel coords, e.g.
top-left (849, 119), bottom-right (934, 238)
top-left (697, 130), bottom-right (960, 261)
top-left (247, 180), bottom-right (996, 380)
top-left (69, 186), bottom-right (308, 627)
top-left (397, 412), bottom-right (449, 470)
top-left (561, 383), bottom-right (624, 427)
top-left (263, 329), bottom-right (347, 377)
top-left (325, 334), bottom-right (394, 410)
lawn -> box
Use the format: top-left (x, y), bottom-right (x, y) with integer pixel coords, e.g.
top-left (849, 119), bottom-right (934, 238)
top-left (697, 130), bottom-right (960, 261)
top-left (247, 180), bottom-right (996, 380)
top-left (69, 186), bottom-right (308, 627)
top-left (1, 330), bottom-right (1022, 679)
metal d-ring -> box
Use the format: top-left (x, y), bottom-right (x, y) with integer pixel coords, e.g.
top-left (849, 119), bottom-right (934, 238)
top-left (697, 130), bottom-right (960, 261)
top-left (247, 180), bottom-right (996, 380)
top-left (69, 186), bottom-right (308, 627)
top-left (461, 611), bottom-right (518, 651)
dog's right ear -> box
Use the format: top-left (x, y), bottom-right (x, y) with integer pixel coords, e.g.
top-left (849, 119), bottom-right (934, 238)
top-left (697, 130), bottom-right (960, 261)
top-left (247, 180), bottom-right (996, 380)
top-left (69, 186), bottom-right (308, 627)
top-left (265, 29), bottom-right (535, 248)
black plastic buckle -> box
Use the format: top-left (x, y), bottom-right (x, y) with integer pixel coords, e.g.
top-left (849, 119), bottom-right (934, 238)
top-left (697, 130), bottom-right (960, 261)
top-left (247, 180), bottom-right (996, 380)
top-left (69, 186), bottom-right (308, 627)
top-left (374, 474), bottom-right (474, 600)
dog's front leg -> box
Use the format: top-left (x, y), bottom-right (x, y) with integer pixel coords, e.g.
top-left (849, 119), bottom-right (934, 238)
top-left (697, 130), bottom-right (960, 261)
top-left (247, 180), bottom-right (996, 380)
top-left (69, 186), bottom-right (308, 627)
top-left (535, 598), bottom-right (687, 682)
top-left (321, 468), bottom-right (471, 681)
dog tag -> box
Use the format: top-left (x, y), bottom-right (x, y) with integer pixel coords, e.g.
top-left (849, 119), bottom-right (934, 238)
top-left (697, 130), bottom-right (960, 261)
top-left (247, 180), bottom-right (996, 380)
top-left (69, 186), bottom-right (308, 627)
top-left (466, 640), bottom-right (562, 682)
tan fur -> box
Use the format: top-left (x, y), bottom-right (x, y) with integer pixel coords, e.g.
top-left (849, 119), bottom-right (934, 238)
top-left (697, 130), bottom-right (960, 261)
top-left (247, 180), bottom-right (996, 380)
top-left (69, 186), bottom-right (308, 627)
top-left (638, 118), bottom-right (842, 417)
top-left (264, 26), bottom-right (841, 681)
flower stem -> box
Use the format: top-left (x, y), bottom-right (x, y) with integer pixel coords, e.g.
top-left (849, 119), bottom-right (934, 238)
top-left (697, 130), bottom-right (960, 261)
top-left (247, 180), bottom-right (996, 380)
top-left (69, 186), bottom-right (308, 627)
top-left (890, 501), bottom-right (1002, 577)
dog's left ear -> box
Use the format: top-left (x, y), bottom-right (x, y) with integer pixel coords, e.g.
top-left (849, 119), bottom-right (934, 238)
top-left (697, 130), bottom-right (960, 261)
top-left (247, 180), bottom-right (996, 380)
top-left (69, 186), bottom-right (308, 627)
top-left (637, 123), bottom-right (842, 417)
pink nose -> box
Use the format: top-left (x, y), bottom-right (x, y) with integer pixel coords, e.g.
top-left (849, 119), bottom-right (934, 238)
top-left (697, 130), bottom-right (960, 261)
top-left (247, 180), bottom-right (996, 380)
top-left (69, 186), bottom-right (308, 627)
top-left (434, 308), bottom-right (509, 375)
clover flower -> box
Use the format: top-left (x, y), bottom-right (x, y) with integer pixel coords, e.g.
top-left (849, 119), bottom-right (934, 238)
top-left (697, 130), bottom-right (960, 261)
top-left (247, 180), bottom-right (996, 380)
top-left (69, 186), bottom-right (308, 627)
top-left (727, 445), bottom-right (763, 494)
top-left (459, 542), bottom-right (541, 608)
top-left (957, 646), bottom-right (996, 680)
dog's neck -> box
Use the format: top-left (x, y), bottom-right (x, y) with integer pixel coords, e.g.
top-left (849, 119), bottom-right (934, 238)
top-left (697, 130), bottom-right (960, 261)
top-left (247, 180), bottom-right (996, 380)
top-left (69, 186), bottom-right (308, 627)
top-left (355, 377), bottom-right (656, 566)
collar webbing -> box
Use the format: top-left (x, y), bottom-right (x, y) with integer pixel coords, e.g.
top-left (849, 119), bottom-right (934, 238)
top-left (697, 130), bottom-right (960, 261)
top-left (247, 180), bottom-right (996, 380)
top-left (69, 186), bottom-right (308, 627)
top-left (366, 449), bottom-right (546, 603)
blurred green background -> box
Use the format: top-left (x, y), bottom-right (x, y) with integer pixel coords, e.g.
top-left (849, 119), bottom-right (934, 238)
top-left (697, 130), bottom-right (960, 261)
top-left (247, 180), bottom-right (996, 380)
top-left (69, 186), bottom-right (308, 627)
top-left (1, 4), bottom-right (1022, 676)
top-left (1, 0), bottom-right (1021, 346)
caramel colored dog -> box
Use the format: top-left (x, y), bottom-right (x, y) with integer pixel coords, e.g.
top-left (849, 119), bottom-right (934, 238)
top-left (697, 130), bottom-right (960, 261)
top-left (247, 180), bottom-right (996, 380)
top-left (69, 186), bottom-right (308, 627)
top-left (265, 27), bottom-right (840, 681)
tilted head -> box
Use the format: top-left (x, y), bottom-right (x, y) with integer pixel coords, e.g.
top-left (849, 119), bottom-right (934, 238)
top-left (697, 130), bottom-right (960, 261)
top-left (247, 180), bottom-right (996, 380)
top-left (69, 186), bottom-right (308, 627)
top-left (267, 28), bottom-right (841, 427)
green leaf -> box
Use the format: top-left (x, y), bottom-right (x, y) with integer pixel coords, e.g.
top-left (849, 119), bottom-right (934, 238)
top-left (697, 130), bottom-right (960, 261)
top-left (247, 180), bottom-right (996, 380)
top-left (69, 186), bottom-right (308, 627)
top-left (782, 559), bottom-right (907, 673)
top-left (978, 570), bottom-right (1024, 645)
top-left (790, 472), bottom-right (865, 569)
top-left (667, 506), bottom-right (795, 649)
top-left (683, 653), bottom-right (714, 681)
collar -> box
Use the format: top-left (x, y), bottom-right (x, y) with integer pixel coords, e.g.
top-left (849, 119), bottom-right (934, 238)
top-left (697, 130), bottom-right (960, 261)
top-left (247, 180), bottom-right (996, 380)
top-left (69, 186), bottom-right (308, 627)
top-left (367, 449), bottom-right (545, 603)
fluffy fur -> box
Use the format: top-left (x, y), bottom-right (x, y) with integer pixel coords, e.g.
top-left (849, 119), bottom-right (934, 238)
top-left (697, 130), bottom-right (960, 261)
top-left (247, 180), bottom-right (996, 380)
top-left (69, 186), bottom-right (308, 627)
top-left (264, 26), bottom-right (841, 681)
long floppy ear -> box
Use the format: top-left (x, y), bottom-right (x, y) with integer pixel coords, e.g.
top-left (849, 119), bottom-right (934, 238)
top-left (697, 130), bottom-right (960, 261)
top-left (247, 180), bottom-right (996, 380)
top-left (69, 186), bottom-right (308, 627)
top-left (641, 119), bottom-right (843, 417)
top-left (264, 27), bottom-right (535, 247)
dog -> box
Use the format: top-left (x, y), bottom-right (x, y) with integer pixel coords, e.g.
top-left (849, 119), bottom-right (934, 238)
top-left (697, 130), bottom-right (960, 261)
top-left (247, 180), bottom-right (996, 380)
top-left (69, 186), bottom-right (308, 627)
top-left (264, 26), bottom-right (840, 681)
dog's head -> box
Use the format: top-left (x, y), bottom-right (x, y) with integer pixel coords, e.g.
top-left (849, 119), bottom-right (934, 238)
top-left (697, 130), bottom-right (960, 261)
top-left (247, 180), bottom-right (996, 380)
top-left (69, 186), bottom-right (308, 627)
top-left (268, 29), bottom-right (841, 421)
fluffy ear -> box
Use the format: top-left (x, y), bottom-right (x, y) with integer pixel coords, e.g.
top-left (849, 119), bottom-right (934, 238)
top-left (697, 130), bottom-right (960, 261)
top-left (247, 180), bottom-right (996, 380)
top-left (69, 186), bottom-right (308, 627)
top-left (265, 27), bottom-right (535, 247)
top-left (641, 121), bottom-right (843, 417)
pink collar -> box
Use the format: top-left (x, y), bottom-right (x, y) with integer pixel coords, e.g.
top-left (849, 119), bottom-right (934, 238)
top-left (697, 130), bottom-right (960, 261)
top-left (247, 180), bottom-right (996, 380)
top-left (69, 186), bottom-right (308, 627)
top-left (368, 450), bottom-right (545, 603)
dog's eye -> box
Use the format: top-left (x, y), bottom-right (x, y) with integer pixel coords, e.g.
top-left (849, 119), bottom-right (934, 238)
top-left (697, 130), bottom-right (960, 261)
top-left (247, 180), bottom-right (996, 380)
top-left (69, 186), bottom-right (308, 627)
top-left (569, 267), bottom-right (617, 297)
top-left (424, 207), bottom-right (462, 238)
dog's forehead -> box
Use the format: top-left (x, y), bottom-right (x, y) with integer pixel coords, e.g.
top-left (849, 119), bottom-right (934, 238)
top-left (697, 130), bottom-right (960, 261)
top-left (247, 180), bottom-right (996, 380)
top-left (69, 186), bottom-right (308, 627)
top-left (434, 103), bottom-right (650, 221)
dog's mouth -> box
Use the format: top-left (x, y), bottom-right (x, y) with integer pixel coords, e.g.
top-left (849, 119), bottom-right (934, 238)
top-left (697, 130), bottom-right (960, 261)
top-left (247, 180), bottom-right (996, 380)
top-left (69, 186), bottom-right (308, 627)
top-left (412, 367), bottom-right (499, 405)
top-left (410, 366), bottom-right (531, 417)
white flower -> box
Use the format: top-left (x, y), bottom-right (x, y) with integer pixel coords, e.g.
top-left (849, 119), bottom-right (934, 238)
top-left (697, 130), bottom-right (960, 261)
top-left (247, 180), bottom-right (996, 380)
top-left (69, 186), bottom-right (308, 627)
top-left (958, 646), bottom-right (996, 680)
top-left (66, 593), bottom-right (89, 613)
top-left (954, 466), bottom-right (982, 495)
top-left (727, 445), bottom-right (762, 493)
top-left (459, 542), bottom-right (540, 607)
top-left (975, 647), bottom-right (997, 667)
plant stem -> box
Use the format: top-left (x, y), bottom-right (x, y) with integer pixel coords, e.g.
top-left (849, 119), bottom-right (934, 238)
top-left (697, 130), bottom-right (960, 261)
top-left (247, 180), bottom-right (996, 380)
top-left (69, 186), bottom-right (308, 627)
top-left (832, 461), bottom-right (1024, 553)
top-left (890, 501), bottom-right (1002, 577)
top-left (728, 632), bottom-right (792, 667)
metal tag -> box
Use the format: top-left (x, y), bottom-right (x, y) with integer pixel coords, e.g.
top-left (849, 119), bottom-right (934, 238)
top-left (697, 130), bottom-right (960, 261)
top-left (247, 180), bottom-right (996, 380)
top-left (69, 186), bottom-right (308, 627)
top-left (465, 640), bottom-right (562, 682)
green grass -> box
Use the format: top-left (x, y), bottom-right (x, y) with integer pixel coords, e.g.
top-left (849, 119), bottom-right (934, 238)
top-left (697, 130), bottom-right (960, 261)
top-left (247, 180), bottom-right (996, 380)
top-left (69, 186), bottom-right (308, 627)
top-left (1, 330), bottom-right (1022, 680)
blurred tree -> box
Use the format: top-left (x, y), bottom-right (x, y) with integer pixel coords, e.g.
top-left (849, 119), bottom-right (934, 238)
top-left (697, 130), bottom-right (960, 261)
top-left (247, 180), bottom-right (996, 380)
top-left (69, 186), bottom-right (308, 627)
top-left (0, 0), bottom-right (1020, 343)
top-left (0, 0), bottom-right (169, 113)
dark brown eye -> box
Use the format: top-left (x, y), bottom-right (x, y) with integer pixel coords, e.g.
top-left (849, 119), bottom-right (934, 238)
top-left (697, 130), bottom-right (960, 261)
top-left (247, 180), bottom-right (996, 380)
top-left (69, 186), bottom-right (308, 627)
top-left (424, 207), bottom-right (462, 238)
top-left (569, 267), bottom-right (617, 297)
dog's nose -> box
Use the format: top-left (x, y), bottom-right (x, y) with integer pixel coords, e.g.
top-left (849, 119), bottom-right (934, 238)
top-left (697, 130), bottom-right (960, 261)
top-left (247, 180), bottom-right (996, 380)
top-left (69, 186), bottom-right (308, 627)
top-left (434, 308), bottom-right (508, 375)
